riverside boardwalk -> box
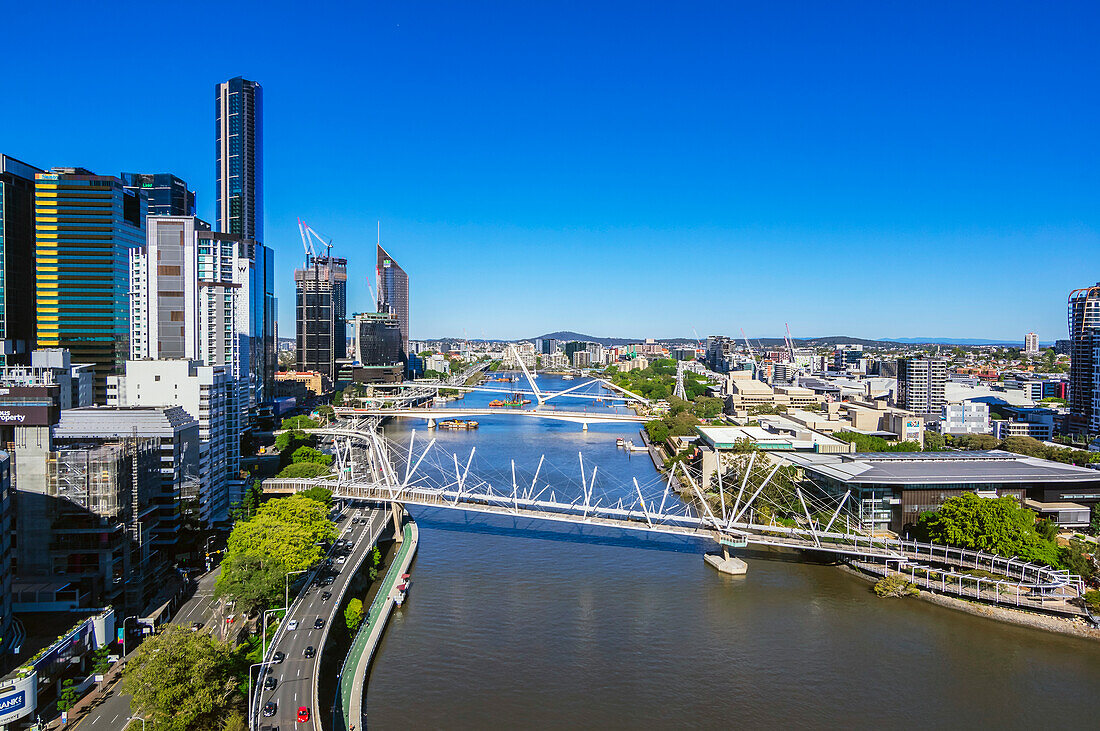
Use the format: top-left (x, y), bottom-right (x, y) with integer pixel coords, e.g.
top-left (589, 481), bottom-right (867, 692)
top-left (335, 520), bottom-right (419, 731)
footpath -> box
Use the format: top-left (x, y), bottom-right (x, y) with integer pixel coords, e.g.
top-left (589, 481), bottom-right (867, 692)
top-left (336, 520), bottom-right (418, 731)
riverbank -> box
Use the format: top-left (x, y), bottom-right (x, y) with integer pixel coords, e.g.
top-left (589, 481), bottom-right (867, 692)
top-left (839, 562), bottom-right (1100, 641)
top-left (340, 516), bottom-right (419, 730)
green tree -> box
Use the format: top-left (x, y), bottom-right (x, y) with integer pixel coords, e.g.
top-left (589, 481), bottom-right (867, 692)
top-left (277, 462), bottom-right (331, 479)
top-left (1059, 540), bottom-right (1097, 582)
top-left (952, 434), bottom-right (1001, 450)
top-left (923, 431), bottom-right (946, 452)
top-left (90, 645), bottom-right (113, 675)
top-left (316, 404), bottom-right (335, 423)
top-left (644, 419), bottom-right (669, 444)
top-left (835, 431), bottom-right (921, 453)
top-left (915, 493), bottom-right (1060, 566)
top-left (222, 713), bottom-right (248, 731)
top-left (121, 626), bottom-right (238, 731)
top-left (214, 552), bottom-right (286, 613)
top-left (291, 446), bottom-right (333, 466)
top-left (345, 598), bottom-right (364, 631)
top-left (280, 415), bottom-right (319, 430)
top-left (56, 678), bottom-right (79, 713)
top-left (299, 486), bottom-right (333, 508)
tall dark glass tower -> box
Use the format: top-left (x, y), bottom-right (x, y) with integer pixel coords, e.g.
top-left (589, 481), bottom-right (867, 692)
top-left (121, 172), bottom-right (196, 216)
top-left (377, 244), bottom-right (409, 363)
top-left (0, 154), bottom-right (43, 366)
top-left (215, 77), bottom-right (263, 242)
top-left (295, 256), bottom-right (347, 380)
top-left (1068, 284), bottom-right (1100, 432)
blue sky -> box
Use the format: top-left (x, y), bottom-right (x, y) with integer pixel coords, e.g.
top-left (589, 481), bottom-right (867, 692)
top-left (4, 2), bottom-right (1097, 342)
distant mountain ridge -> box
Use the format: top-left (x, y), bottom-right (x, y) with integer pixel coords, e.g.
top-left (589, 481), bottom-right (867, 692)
top-left (425, 331), bottom-right (1038, 349)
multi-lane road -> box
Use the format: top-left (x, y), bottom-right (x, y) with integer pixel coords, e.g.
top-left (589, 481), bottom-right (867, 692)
top-left (255, 504), bottom-right (387, 730)
top-left (73, 566), bottom-right (225, 730)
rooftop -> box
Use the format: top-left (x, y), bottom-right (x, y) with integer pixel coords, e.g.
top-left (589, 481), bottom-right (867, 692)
top-left (784, 450), bottom-right (1100, 486)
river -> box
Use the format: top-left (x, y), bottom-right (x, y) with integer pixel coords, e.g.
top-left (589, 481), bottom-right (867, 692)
top-left (368, 374), bottom-right (1100, 728)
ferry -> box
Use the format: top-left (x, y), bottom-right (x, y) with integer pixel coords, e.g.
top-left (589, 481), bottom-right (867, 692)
top-left (394, 579), bottom-right (411, 606)
top-left (562, 374), bottom-right (575, 380)
top-left (438, 419), bottom-right (479, 430)
top-left (489, 399), bottom-right (523, 407)
top-left (616, 437), bottom-right (625, 447)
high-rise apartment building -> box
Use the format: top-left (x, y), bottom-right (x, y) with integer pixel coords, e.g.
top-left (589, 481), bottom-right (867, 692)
top-left (1, 155), bottom-right (43, 366)
top-left (1024, 332), bottom-right (1039, 355)
top-left (895, 358), bottom-right (947, 414)
top-left (295, 255), bottom-right (347, 380)
top-left (35, 168), bottom-right (146, 400)
top-left (121, 173), bottom-right (196, 216)
top-left (215, 77), bottom-right (263, 242)
top-left (1067, 284), bottom-right (1100, 432)
top-left (130, 216), bottom-right (278, 506)
top-left (377, 245), bottom-right (408, 363)
top-left (108, 359), bottom-right (235, 525)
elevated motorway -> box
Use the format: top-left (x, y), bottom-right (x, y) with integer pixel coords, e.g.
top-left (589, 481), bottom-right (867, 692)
top-left (254, 506), bottom-right (389, 731)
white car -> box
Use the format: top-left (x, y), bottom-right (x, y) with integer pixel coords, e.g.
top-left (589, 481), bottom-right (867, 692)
top-left (287, 619), bottom-right (299, 631)
top-left (336, 556), bottom-right (346, 565)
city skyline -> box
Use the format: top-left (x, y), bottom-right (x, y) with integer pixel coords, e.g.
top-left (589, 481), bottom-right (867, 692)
top-left (2, 2), bottom-right (1096, 343)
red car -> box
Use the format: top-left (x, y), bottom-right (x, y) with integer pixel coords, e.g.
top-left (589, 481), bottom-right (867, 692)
top-left (298, 706), bottom-right (310, 723)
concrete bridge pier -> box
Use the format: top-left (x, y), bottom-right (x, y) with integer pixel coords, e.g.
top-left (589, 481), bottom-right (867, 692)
top-left (581, 422), bottom-right (588, 431)
top-left (705, 539), bottom-right (748, 575)
top-left (426, 418), bottom-right (436, 429)
top-left (391, 502), bottom-right (405, 543)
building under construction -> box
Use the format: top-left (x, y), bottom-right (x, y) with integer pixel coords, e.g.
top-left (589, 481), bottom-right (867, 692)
top-left (16, 439), bottom-right (161, 612)
top-left (295, 221), bottom-right (348, 381)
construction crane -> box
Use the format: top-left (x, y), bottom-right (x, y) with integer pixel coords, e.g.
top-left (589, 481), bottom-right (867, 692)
top-left (785, 322), bottom-right (797, 363)
top-left (297, 218), bottom-right (333, 266)
top-left (740, 328), bottom-right (758, 367)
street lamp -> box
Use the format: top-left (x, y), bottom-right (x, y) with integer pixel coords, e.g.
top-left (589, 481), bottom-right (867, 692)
top-left (121, 616), bottom-right (140, 656)
top-left (126, 716), bottom-right (147, 731)
top-left (261, 608), bottom-right (284, 659)
top-left (248, 660), bottom-right (277, 731)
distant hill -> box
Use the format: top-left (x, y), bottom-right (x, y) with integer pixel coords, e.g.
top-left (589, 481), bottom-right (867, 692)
top-left (532, 331), bottom-right (643, 347)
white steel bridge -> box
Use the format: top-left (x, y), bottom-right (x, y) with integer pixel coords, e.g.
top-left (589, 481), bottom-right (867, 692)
top-left (266, 425), bottom-right (1087, 616)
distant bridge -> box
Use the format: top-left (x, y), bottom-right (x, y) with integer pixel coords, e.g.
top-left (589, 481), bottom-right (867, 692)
top-left (334, 405), bottom-right (647, 428)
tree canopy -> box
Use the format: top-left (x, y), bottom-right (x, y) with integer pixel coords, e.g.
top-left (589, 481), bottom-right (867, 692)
top-left (834, 431), bottom-right (921, 453)
top-left (280, 415), bottom-right (319, 430)
top-left (277, 462), bottom-right (331, 479)
top-left (291, 445), bottom-right (333, 466)
top-left (915, 493), bottom-right (1060, 566)
top-left (121, 626), bottom-right (239, 731)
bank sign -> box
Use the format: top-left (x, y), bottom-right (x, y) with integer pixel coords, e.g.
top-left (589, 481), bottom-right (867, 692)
top-left (0, 672), bottom-right (37, 725)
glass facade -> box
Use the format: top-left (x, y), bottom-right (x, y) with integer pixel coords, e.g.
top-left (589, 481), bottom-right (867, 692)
top-left (354, 311), bottom-right (403, 366)
top-left (377, 244), bottom-right (409, 363)
top-left (215, 77), bottom-right (263, 242)
top-left (295, 257), bottom-right (348, 379)
top-left (35, 170), bottom-right (146, 401)
top-left (0, 155), bottom-right (42, 367)
top-left (121, 172), bottom-right (196, 216)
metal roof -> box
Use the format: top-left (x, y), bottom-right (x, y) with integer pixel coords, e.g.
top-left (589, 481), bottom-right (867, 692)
top-left (784, 450), bottom-right (1100, 486)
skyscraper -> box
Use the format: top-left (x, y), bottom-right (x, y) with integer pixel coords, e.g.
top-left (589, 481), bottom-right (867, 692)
top-left (1067, 284), bottom-right (1100, 432)
top-left (0, 154), bottom-right (43, 366)
top-left (215, 77), bottom-right (263, 241)
top-left (121, 172), bottom-right (196, 216)
top-left (35, 168), bottom-right (146, 400)
top-left (896, 358), bottom-right (947, 414)
top-left (1024, 332), bottom-right (1039, 355)
top-left (295, 255), bottom-right (347, 380)
top-left (377, 244), bottom-right (409, 363)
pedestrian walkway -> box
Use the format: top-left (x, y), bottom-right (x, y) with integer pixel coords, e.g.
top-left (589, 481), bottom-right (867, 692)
top-left (335, 521), bottom-right (418, 731)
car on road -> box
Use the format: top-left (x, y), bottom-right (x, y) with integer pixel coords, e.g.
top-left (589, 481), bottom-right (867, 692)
top-left (298, 707), bottom-right (311, 723)
top-left (287, 619), bottom-right (299, 631)
top-left (314, 617), bottom-right (325, 629)
top-left (191, 621), bottom-right (203, 631)
top-left (264, 676), bottom-right (277, 690)
top-left (273, 651), bottom-right (285, 664)
top-left (336, 556), bottom-right (346, 565)
top-left (321, 591), bottom-right (331, 601)
top-left (263, 701), bottom-right (277, 717)
top-left (304, 645), bottom-right (315, 658)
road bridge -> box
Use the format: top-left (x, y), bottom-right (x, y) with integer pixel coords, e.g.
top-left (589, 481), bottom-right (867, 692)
top-left (334, 405), bottom-right (647, 428)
